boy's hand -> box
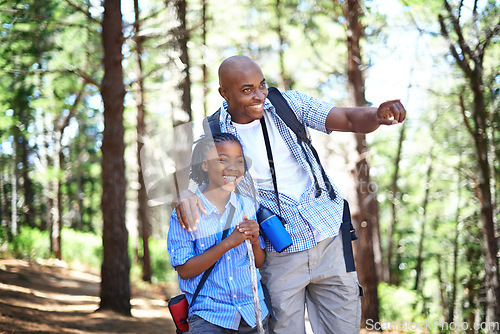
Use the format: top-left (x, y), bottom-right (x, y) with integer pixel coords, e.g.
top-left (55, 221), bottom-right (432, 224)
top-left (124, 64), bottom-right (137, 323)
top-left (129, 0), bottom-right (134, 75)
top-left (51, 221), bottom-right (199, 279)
top-left (226, 215), bottom-right (260, 248)
top-left (237, 215), bottom-right (260, 245)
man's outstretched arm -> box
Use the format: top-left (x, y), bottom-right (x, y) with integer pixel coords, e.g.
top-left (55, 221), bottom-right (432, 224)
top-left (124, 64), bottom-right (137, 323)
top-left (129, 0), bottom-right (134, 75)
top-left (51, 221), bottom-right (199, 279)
top-left (326, 99), bottom-right (406, 133)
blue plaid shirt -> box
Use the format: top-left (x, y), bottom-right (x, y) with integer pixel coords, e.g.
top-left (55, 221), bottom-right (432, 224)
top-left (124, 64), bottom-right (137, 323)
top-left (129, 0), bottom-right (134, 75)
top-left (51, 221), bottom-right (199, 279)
top-left (217, 90), bottom-right (345, 253)
top-left (167, 188), bottom-right (268, 330)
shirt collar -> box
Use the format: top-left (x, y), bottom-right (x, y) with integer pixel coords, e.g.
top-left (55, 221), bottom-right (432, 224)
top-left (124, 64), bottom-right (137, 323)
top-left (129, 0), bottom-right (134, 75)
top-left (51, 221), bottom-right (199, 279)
top-left (219, 98), bottom-right (275, 126)
top-left (195, 185), bottom-right (238, 215)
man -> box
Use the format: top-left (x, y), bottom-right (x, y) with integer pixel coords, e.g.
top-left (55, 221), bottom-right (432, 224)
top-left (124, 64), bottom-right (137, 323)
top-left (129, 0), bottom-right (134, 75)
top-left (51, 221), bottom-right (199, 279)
top-left (175, 55), bottom-right (406, 333)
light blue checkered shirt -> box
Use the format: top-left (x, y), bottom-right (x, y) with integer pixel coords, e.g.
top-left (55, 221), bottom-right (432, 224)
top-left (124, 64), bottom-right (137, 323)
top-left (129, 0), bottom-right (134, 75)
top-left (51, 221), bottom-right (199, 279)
top-left (167, 188), bottom-right (269, 330)
top-left (217, 89), bottom-right (345, 253)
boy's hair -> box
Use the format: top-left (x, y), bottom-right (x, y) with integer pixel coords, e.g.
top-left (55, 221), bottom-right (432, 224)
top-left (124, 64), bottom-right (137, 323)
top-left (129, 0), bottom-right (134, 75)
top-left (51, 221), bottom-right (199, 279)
top-left (190, 133), bottom-right (245, 186)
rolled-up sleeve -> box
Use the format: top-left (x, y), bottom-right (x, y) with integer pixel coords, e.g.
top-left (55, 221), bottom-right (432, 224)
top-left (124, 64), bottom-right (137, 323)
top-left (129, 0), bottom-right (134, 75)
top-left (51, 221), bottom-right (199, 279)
top-left (167, 210), bottom-right (195, 268)
top-left (282, 90), bottom-right (335, 134)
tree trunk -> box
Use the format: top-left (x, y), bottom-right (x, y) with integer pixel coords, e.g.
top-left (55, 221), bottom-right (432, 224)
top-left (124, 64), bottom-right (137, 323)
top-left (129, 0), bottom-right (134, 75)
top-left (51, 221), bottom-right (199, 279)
top-left (439, 3), bottom-right (500, 325)
top-left (11, 140), bottom-right (17, 236)
top-left (414, 144), bottom-right (434, 293)
top-left (21, 137), bottom-right (35, 227)
top-left (99, 0), bottom-right (131, 316)
top-left (134, 0), bottom-right (152, 283)
top-left (41, 115), bottom-right (52, 234)
top-left (75, 161), bottom-right (84, 231)
top-left (0, 152), bottom-right (5, 229)
top-left (448, 213), bottom-right (460, 323)
top-left (345, 0), bottom-right (380, 325)
top-left (56, 149), bottom-right (64, 260)
top-left (50, 87), bottom-right (82, 259)
top-left (353, 135), bottom-right (381, 326)
top-left (201, 0), bottom-right (208, 117)
top-left (51, 132), bottom-right (62, 259)
top-left (387, 122), bottom-right (405, 285)
top-left (275, 0), bottom-right (292, 90)
top-left (436, 253), bottom-right (448, 318)
top-left (464, 221), bottom-right (481, 334)
top-left (464, 78), bottom-right (500, 328)
top-left (166, 0), bottom-right (193, 193)
top-left (371, 202), bottom-right (384, 285)
top-left (471, 100), bottom-right (499, 329)
top-left (447, 159), bottom-right (462, 323)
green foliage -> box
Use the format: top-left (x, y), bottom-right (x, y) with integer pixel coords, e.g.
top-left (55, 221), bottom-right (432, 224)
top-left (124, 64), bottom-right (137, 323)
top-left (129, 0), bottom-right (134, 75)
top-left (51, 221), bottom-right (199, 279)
top-left (369, 0), bottom-right (499, 324)
top-left (1, 226), bottom-right (177, 286)
top-left (5, 226), bottom-right (51, 260)
top-left (1, 227), bottom-right (102, 271)
top-left (149, 237), bottom-right (176, 283)
top-left (378, 282), bottom-right (425, 322)
top-left (131, 237), bottom-right (176, 284)
top-left (61, 228), bottom-right (102, 270)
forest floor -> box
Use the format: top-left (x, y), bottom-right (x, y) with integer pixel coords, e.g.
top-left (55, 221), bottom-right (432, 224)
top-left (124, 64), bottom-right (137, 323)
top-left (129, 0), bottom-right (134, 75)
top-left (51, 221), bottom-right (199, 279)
top-left (0, 258), bottom-right (177, 333)
top-left (0, 258), bottom-right (397, 333)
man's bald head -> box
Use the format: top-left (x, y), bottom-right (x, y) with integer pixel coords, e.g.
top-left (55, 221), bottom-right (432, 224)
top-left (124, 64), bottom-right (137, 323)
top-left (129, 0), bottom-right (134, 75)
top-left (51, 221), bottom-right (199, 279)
top-left (218, 55), bottom-right (262, 88)
top-left (217, 55), bottom-right (268, 124)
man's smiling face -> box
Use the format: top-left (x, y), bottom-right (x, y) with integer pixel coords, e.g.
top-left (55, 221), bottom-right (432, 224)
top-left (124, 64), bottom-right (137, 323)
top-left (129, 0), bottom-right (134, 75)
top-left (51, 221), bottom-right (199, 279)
top-left (218, 56), bottom-right (268, 124)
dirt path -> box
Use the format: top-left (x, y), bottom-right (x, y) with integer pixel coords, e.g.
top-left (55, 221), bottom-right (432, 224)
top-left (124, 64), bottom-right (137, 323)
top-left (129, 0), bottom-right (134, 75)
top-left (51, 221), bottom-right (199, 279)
top-left (0, 259), bottom-right (177, 333)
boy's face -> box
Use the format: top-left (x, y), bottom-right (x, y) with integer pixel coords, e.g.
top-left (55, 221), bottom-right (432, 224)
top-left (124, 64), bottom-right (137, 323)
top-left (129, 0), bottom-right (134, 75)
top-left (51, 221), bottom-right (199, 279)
top-left (203, 141), bottom-right (245, 193)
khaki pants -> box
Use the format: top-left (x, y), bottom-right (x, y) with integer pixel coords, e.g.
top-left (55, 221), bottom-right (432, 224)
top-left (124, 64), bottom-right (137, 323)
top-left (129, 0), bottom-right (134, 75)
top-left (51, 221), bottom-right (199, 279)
top-left (260, 231), bottom-right (362, 334)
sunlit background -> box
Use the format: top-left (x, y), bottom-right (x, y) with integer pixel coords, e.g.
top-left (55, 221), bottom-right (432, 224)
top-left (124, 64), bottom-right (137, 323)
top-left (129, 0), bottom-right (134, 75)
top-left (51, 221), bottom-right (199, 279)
top-left (0, 0), bottom-right (498, 332)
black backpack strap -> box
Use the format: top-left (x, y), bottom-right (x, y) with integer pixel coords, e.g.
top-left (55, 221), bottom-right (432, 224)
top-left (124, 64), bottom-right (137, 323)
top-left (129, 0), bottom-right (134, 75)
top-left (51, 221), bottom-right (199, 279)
top-left (340, 199), bottom-right (358, 272)
top-left (202, 109), bottom-right (222, 135)
top-left (266, 87), bottom-right (336, 200)
top-left (267, 87), bottom-right (309, 144)
top-left (189, 205), bottom-right (235, 307)
top-left (260, 117), bottom-right (283, 217)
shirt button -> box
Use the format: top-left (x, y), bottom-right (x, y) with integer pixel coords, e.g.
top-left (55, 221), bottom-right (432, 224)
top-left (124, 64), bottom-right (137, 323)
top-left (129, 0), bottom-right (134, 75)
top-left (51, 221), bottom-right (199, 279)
top-left (238, 306), bottom-right (241, 309)
top-left (201, 243), bottom-right (205, 247)
top-left (229, 276), bottom-right (233, 280)
top-left (227, 256), bottom-right (231, 260)
top-left (233, 295), bottom-right (237, 298)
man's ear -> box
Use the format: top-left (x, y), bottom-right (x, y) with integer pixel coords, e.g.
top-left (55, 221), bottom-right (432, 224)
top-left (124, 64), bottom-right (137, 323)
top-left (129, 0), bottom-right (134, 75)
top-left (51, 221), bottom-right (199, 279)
top-left (202, 160), bottom-right (209, 172)
top-left (218, 86), bottom-right (228, 101)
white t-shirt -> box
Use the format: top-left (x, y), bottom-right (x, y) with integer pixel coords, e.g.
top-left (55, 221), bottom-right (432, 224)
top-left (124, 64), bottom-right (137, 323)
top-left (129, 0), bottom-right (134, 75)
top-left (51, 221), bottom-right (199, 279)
top-left (232, 110), bottom-right (311, 203)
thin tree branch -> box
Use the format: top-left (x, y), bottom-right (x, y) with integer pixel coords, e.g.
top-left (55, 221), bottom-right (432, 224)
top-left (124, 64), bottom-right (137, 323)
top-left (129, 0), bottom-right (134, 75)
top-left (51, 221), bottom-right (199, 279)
top-left (459, 92), bottom-right (475, 137)
top-left (148, 22), bottom-right (203, 46)
top-left (63, 0), bottom-right (100, 25)
top-left (472, 0), bottom-right (478, 16)
top-left (438, 14), bottom-right (473, 80)
top-left (73, 69), bottom-right (101, 88)
top-left (444, 0), bottom-right (476, 62)
top-left (123, 6), bottom-right (167, 29)
top-left (60, 86), bottom-right (85, 134)
top-left (0, 68), bottom-right (101, 88)
top-left (478, 20), bottom-right (500, 63)
top-left (125, 63), bottom-right (166, 88)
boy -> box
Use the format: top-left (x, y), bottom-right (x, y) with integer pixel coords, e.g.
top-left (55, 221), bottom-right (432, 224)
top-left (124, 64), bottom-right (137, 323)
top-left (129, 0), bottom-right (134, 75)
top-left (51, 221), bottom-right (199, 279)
top-left (168, 133), bottom-right (269, 333)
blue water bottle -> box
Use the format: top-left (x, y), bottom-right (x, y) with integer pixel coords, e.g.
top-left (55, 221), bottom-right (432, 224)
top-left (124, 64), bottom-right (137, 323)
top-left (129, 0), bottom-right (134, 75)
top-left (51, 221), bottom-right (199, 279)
top-left (257, 206), bottom-right (292, 252)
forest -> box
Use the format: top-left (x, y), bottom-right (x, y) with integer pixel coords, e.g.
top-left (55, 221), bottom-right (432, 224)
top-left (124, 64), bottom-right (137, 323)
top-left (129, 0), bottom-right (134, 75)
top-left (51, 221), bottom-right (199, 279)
top-left (0, 0), bottom-right (498, 332)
